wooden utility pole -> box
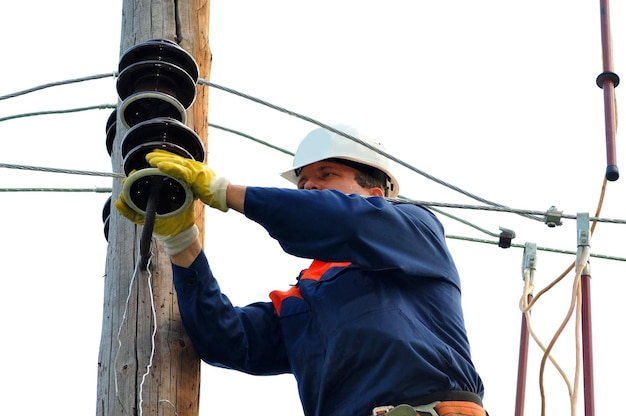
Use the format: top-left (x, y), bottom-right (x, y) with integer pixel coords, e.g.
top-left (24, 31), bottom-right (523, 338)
top-left (97, 1), bottom-right (210, 415)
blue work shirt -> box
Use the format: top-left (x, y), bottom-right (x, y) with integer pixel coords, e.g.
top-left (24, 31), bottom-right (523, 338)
top-left (172, 187), bottom-right (484, 416)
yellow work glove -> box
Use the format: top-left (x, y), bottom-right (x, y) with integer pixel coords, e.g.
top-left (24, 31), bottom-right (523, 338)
top-left (146, 149), bottom-right (230, 212)
top-left (115, 193), bottom-right (199, 256)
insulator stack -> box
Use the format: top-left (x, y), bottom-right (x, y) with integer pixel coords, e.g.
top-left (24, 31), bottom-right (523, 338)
top-left (116, 38), bottom-right (204, 219)
top-left (101, 39), bottom-right (204, 248)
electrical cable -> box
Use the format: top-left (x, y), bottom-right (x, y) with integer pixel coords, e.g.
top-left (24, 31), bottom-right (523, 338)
top-left (447, 235), bottom-right (626, 263)
top-left (387, 198), bottom-right (626, 226)
top-left (201, 79), bottom-right (546, 223)
top-left (209, 123), bottom-right (295, 157)
top-left (537, 246), bottom-right (590, 416)
top-left (0, 162), bottom-right (124, 178)
top-left (137, 246), bottom-right (158, 416)
top-left (519, 268), bottom-right (575, 416)
top-left (0, 72), bottom-right (117, 101)
top-left (519, 177), bottom-right (607, 416)
top-left (429, 206), bottom-right (500, 238)
top-left (0, 187), bottom-right (112, 193)
top-left (114, 239), bottom-right (141, 414)
top-left (0, 104), bottom-right (116, 123)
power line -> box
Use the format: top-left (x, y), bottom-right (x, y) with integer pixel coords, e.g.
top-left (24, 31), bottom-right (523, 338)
top-left (202, 79), bottom-right (545, 223)
top-left (2, 159), bottom-right (623, 227)
top-left (0, 104), bottom-right (116, 123)
top-left (389, 198), bottom-right (626, 225)
top-left (0, 72), bottom-right (117, 101)
top-left (0, 162), bottom-right (123, 178)
top-left (207, 123), bottom-right (626, 228)
top-left (209, 123), bottom-right (294, 156)
top-left (0, 187), bottom-right (112, 193)
top-left (1, 183), bottom-right (624, 263)
top-left (447, 234), bottom-right (626, 263)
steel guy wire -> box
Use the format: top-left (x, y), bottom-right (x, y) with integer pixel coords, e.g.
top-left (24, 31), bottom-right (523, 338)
top-left (387, 198), bottom-right (626, 225)
top-left (0, 187), bottom-right (112, 193)
top-left (0, 162), bottom-right (124, 178)
top-left (207, 124), bottom-right (626, 227)
top-left (201, 79), bottom-right (545, 223)
top-left (210, 123), bottom-right (295, 157)
top-left (446, 235), bottom-right (626, 263)
top-left (0, 72), bottom-right (117, 101)
top-left (0, 104), bottom-right (116, 123)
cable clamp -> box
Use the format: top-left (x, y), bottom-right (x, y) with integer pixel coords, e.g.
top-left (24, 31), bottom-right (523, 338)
top-left (521, 242), bottom-right (537, 278)
top-left (577, 212), bottom-right (590, 247)
top-left (498, 226), bottom-right (516, 248)
top-left (544, 206), bottom-right (563, 228)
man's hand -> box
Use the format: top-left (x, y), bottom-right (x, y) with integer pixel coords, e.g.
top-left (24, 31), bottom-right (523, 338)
top-left (115, 193), bottom-right (199, 256)
top-left (146, 149), bottom-right (230, 212)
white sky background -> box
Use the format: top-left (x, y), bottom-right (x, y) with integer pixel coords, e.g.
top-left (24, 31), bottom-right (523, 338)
top-left (1, 1), bottom-right (625, 415)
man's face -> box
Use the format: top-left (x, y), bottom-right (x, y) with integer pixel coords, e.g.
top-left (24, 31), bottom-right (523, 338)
top-left (296, 160), bottom-right (383, 196)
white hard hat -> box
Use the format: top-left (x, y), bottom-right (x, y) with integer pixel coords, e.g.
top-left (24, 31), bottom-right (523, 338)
top-left (281, 124), bottom-right (399, 197)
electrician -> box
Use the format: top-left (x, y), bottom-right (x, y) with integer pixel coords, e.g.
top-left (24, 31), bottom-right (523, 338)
top-left (116, 125), bottom-right (487, 416)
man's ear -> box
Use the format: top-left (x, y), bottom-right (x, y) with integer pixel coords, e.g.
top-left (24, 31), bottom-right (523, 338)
top-left (367, 187), bottom-right (385, 197)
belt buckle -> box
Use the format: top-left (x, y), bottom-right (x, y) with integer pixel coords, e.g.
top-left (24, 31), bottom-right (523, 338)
top-left (371, 404), bottom-right (417, 415)
top-left (371, 401), bottom-right (440, 416)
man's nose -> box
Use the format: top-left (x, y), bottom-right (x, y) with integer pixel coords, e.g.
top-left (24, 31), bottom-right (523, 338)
top-left (303, 179), bottom-right (321, 190)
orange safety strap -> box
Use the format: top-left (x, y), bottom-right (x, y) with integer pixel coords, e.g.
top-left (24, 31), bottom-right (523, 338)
top-left (269, 260), bottom-right (351, 315)
top-left (269, 285), bottom-right (303, 316)
top-left (301, 259), bottom-right (351, 281)
top-left (433, 401), bottom-right (487, 416)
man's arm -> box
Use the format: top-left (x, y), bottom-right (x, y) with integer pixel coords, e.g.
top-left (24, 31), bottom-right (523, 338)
top-left (225, 183), bottom-right (246, 213)
top-left (171, 238), bottom-right (202, 267)
top-left (171, 183), bottom-right (247, 267)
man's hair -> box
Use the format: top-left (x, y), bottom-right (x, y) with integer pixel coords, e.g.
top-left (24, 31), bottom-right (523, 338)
top-left (326, 158), bottom-right (389, 195)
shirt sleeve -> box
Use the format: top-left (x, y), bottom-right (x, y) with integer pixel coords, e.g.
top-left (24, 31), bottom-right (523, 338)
top-left (172, 251), bottom-right (292, 375)
top-left (243, 187), bottom-right (460, 282)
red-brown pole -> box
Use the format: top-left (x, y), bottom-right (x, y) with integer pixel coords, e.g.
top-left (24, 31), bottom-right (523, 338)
top-left (515, 243), bottom-right (537, 416)
top-left (597, 0), bottom-right (619, 181)
top-left (581, 267), bottom-right (595, 416)
top-left (515, 296), bottom-right (532, 416)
